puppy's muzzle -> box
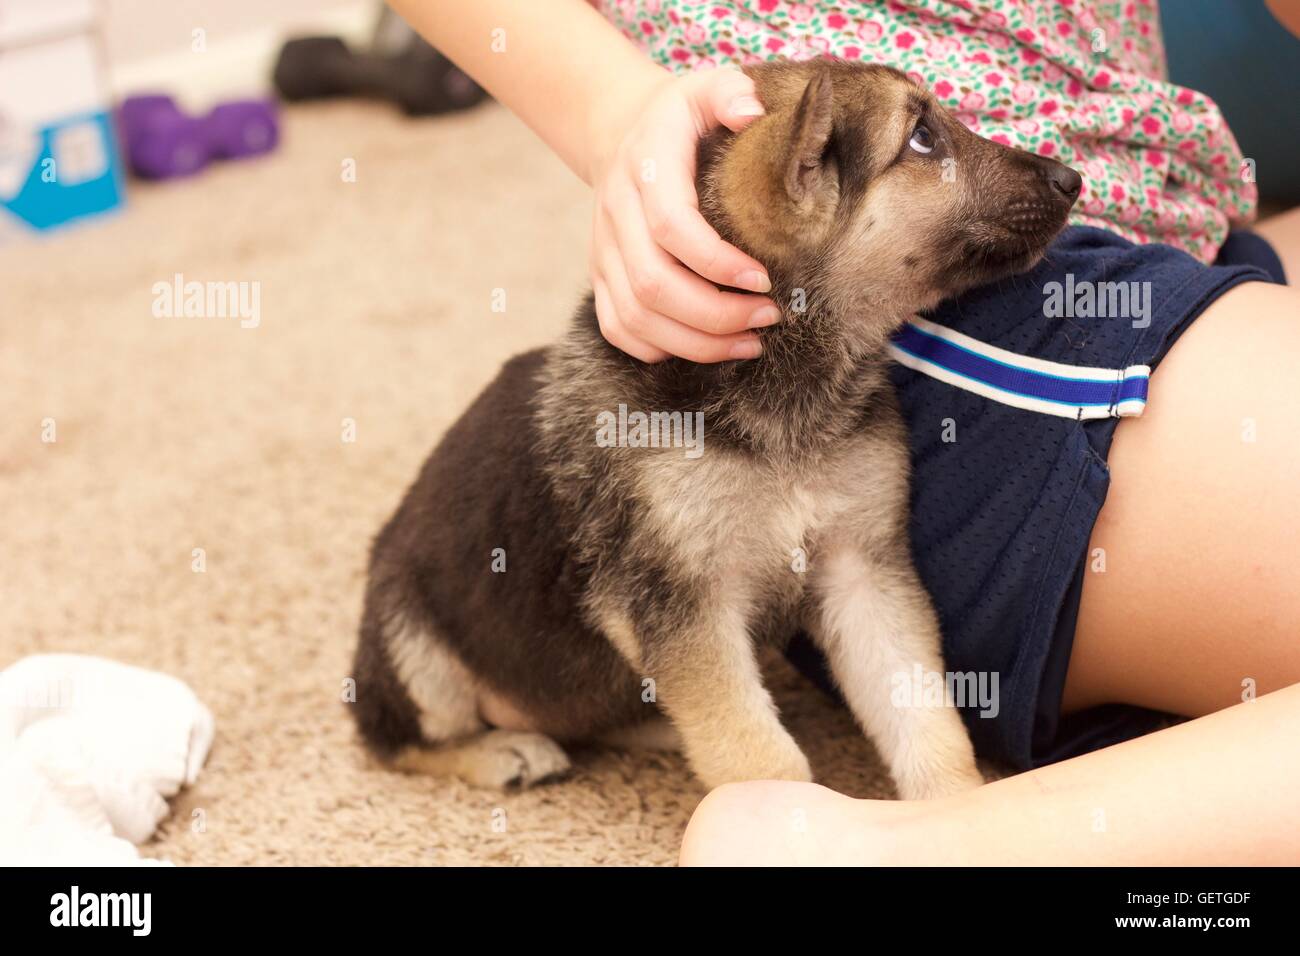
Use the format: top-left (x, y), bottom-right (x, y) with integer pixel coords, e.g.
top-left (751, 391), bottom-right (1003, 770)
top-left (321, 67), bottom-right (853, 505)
top-left (1000, 155), bottom-right (1081, 238)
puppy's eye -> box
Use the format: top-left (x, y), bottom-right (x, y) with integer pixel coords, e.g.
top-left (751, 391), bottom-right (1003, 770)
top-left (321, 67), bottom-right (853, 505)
top-left (908, 124), bottom-right (935, 154)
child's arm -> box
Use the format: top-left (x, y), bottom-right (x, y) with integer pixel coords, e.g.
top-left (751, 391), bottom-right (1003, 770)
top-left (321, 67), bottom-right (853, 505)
top-left (391, 0), bottom-right (660, 184)
top-left (388, 0), bottom-right (779, 362)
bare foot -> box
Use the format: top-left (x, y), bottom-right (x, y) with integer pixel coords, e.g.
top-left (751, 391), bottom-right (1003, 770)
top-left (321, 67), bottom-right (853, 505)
top-left (679, 780), bottom-right (941, 866)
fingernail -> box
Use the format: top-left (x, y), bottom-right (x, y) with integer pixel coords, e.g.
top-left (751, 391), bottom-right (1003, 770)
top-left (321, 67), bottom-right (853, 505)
top-left (736, 269), bottom-right (772, 293)
top-left (733, 96), bottom-right (764, 117)
top-left (748, 305), bottom-right (781, 328)
top-left (729, 338), bottom-right (763, 360)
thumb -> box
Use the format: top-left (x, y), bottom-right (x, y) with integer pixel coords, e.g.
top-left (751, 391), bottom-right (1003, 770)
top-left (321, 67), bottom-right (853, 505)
top-left (692, 67), bottom-right (765, 133)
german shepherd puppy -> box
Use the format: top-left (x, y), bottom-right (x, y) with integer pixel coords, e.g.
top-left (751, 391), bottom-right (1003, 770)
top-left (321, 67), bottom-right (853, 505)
top-left (351, 60), bottom-right (1081, 797)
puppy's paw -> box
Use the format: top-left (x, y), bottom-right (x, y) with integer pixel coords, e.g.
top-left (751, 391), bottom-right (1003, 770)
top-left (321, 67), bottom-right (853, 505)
top-left (391, 730), bottom-right (571, 788)
top-left (461, 730), bottom-right (571, 789)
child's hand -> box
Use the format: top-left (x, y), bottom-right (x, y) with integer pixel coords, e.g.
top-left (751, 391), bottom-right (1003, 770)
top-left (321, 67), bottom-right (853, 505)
top-left (587, 68), bottom-right (778, 363)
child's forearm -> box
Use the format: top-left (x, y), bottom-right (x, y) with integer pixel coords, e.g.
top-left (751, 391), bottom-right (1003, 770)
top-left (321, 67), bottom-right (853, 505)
top-left (388, 0), bottom-right (667, 183)
top-left (391, 1), bottom-right (775, 364)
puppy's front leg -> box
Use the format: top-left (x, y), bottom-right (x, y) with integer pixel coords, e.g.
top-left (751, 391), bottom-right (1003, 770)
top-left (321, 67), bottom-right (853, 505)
top-left (809, 544), bottom-right (983, 799)
top-left (636, 600), bottom-right (811, 790)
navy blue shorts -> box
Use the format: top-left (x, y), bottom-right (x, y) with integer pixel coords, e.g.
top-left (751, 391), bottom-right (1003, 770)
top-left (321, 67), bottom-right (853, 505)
top-left (787, 225), bottom-right (1286, 770)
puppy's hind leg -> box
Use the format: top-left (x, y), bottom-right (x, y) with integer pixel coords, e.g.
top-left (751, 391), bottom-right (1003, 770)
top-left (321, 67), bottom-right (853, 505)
top-left (351, 604), bottom-right (569, 789)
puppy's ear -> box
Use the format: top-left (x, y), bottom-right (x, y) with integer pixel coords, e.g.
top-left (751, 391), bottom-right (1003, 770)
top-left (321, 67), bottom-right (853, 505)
top-left (784, 71), bottom-right (834, 203)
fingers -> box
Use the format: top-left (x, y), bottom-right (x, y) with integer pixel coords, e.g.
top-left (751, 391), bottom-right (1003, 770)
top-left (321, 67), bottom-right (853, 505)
top-left (589, 67), bottom-right (781, 364)
top-left (592, 278), bottom-right (669, 364)
top-left (640, 188), bottom-right (772, 295)
top-left (692, 67), bottom-right (766, 133)
top-left (605, 178), bottom-right (780, 336)
top-left (633, 72), bottom-right (771, 294)
top-left (594, 231), bottom-right (764, 364)
top-left (633, 129), bottom-right (770, 291)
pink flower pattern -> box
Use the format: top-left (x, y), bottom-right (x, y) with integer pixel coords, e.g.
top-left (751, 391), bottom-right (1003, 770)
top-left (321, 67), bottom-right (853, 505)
top-left (598, 0), bottom-right (1256, 261)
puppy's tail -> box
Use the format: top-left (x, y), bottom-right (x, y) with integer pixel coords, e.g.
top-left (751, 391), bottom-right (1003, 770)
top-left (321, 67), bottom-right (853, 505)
top-left (349, 595), bottom-right (427, 762)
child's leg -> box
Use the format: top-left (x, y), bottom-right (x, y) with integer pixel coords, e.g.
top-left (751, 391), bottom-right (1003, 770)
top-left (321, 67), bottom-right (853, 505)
top-left (1065, 280), bottom-right (1300, 717)
top-left (680, 683), bottom-right (1300, 865)
top-left (681, 277), bottom-right (1300, 865)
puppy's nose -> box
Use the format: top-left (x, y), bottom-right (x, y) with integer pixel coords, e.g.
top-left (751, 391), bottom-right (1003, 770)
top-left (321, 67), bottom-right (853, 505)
top-left (1048, 164), bottom-right (1082, 202)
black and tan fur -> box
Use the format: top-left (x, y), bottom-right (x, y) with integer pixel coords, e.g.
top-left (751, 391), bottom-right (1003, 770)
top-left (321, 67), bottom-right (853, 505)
top-left (351, 60), bottom-right (1080, 795)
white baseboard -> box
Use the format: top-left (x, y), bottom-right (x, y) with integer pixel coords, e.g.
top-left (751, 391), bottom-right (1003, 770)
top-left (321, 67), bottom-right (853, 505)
top-left (107, 2), bottom-right (375, 107)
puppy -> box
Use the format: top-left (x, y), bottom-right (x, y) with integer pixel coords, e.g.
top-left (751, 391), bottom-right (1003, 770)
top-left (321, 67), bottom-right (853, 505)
top-left (350, 60), bottom-right (1080, 797)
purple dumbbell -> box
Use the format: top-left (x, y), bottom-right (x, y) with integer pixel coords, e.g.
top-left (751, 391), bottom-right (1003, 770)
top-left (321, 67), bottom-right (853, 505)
top-left (120, 95), bottom-right (208, 179)
top-left (206, 101), bottom-right (279, 159)
top-left (119, 94), bottom-right (278, 180)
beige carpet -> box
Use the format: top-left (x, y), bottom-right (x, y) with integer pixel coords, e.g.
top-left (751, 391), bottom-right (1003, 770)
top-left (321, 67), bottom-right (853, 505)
top-left (1, 100), bottom-right (909, 866)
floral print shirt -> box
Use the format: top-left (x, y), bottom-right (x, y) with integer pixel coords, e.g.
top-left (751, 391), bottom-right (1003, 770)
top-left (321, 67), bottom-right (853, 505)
top-left (598, 0), bottom-right (1257, 262)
